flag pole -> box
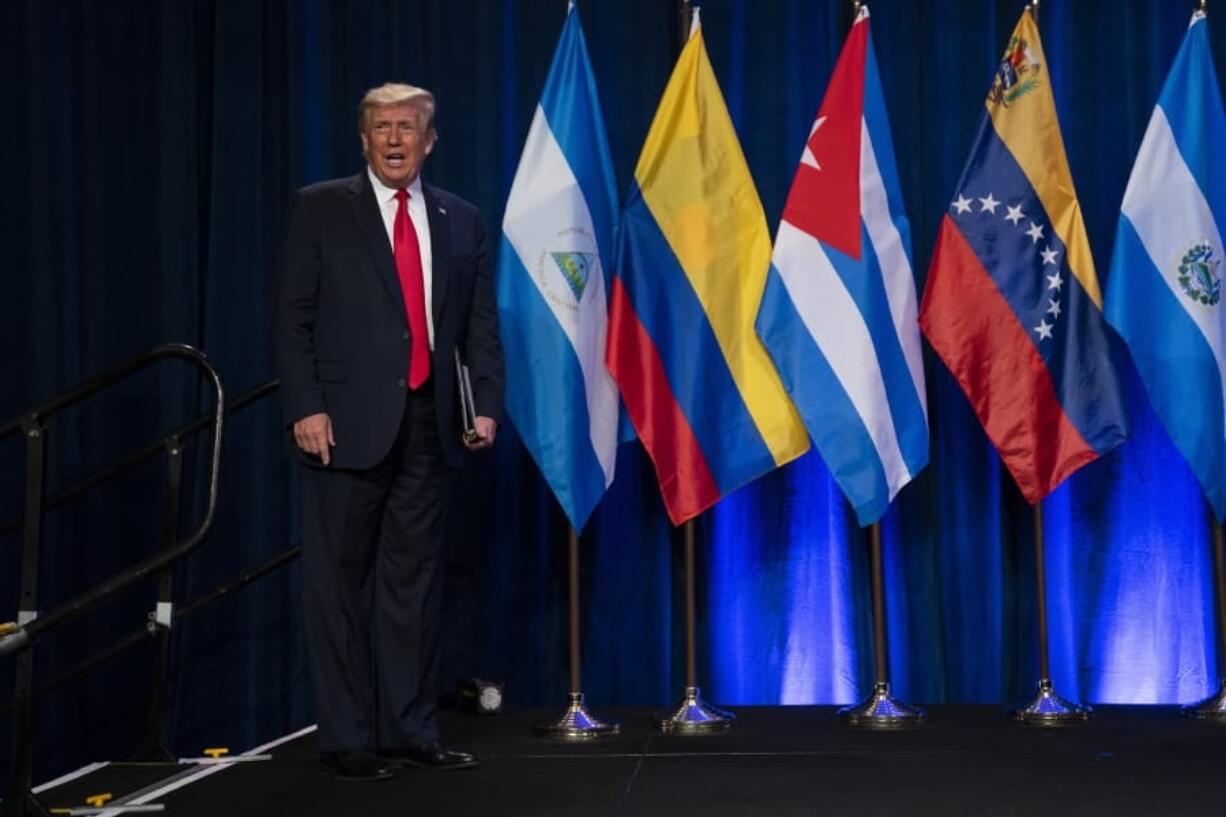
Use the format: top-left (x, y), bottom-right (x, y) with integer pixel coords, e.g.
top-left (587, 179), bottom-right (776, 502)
top-left (657, 518), bottom-right (735, 732)
top-left (678, 0), bottom-right (692, 42)
top-left (1182, 513), bottom-right (1226, 719)
top-left (652, 0), bottom-right (733, 735)
top-left (838, 521), bottom-right (925, 726)
top-left (534, 524), bottom-right (620, 738)
top-left (1011, 500), bottom-right (1090, 724)
top-left (826, 0), bottom-right (922, 729)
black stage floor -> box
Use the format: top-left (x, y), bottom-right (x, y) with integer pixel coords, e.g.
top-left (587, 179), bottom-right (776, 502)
top-left (29, 705), bottom-right (1226, 816)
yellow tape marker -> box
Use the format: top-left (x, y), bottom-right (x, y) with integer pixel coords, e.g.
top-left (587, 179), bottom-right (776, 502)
top-left (203, 747), bottom-right (229, 758)
top-left (0, 622), bottom-right (17, 636)
top-left (86, 793), bottom-right (114, 807)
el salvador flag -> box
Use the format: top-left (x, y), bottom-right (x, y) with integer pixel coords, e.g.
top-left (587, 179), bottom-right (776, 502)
top-left (755, 5), bottom-right (929, 526)
top-left (1106, 9), bottom-right (1226, 520)
top-left (496, 3), bottom-right (620, 532)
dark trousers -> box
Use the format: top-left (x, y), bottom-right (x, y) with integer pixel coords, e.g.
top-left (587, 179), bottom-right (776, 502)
top-left (299, 383), bottom-right (456, 753)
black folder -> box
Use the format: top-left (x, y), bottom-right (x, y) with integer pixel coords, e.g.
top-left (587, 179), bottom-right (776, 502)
top-left (453, 347), bottom-right (480, 443)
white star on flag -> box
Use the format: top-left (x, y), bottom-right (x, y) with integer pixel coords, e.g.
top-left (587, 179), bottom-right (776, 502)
top-left (952, 194), bottom-right (973, 214)
top-left (1046, 298), bottom-right (1062, 317)
top-left (1026, 222), bottom-right (1045, 243)
top-left (978, 193), bottom-right (1000, 213)
top-left (1004, 205), bottom-right (1025, 225)
top-left (1034, 319), bottom-right (1054, 340)
top-left (801, 117), bottom-right (827, 170)
top-left (1040, 246), bottom-right (1060, 266)
top-left (1046, 271), bottom-right (1063, 290)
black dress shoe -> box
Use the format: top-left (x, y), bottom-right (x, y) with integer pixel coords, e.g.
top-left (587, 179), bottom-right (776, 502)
top-left (382, 743), bottom-right (480, 770)
top-left (319, 750), bottom-right (396, 782)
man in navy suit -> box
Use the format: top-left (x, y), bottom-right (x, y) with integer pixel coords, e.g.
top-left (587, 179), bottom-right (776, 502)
top-left (274, 82), bottom-right (504, 782)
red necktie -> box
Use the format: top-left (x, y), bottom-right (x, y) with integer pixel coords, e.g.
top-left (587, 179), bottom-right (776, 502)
top-left (393, 189), bottom-right (431, 389)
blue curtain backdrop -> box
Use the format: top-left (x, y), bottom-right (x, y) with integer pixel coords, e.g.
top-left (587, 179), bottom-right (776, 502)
top-left (1, 0), bottom-right (1224, 789)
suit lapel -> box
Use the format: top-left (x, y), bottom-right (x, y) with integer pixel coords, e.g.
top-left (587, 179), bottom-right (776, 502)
top-left (423, 183), bottom-right (451, 325)
top-left (346, 172), bottom-right (406, 317)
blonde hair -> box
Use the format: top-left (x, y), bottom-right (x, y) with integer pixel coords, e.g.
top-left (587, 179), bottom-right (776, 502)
top-left (358, 83), bottom-right (436, 132)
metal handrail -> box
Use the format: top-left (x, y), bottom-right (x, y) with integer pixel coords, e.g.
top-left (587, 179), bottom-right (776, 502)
top-left (0, 543), bottom-right (301, 713)
top-left (0, 379), bottom-right (277, 541)
top-left (0, 343), bottom-right (225, 655)
top-left (0, 379), bottom-right (286, 708)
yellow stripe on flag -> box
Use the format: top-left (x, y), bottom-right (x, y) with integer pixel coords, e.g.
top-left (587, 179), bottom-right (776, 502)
top-left (986, 8), bottom-right (1101, 307)
top-left (633, 25), bottom-right (808, 467)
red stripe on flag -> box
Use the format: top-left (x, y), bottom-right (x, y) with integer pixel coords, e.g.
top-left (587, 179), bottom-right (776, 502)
top-left (919, 216), bottom-right (1098, 503)
top-left (781, 16), bottom-right (867, 260)
top-left (606, 277), bottom-right (721, 525)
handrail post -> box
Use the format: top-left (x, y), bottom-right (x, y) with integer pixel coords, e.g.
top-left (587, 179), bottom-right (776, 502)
top-left (138, 436), bottom-right (183, 761)
top-left (6, 418), bottom-right (47, 817)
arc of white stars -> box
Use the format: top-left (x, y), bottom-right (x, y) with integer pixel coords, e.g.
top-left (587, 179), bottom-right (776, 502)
top-left (1046, 270), bottom-right (1063, 290)
top-left (1047, 298), bottom-right (1062, 318)
top-left (1034, 319), bottom-right (1054, 341)
top-left (1026, 222), bottom-right (1044, 243)
top-left (1004, 205), bottom-right (1025, 225)
top-left (952, 194), bottom-right (973, 214)
top-left (978, 193), bottom-right (1000, 214)
top-left (1041, 246), bottom-right (1060, 266)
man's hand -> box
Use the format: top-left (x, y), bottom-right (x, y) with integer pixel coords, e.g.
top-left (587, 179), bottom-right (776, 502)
top-left (293, 412), bottom-right (336, 465)
top-left (464, 416), bottom-right (497, 450)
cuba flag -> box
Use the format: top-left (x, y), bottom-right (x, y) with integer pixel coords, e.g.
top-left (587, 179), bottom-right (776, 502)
top-left (919, 6), bottom-right (1129, 503)
top-left (756, 5), bottom-right (928, 526)
top-left (496, 3), bottom-right (620, 531)
top-left (1106, 9), bottom-right (1226, 519)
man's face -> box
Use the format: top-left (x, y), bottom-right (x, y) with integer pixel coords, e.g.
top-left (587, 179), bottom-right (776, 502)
top-left (361, 101), bottom-right (436, 189)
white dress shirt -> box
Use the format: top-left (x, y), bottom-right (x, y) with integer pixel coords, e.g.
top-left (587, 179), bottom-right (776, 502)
top-left (367, 167), bottom-right (435, 349)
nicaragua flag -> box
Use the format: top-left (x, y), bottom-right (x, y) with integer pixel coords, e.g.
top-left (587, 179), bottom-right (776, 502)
top-left (496, 3), bottom-right (620, 532)
top-left (918, 6), bottom-right (1129, 504)
top-left (1105, 9), bottom-right (1226, 520)
top-left (606, 10), bottom-right (810, 526)
top-left (756, 5), bottom-right (928, 527)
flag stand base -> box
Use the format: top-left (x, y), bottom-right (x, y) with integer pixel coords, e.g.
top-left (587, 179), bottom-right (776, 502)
top-left (656, 687), bottom-right (734, 734)
top-left (838, 682), bottom-right (925, 728)
top-left (1181, 679), bottom-right (1226, 721)
top-left (533, 692), bottom-right (621, 740)
top-left (1010, 678), bottom-right (1090, 725)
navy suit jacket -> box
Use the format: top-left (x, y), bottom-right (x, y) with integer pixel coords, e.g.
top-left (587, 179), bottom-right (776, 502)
top-left (274, 171), bottom-right (504, 469)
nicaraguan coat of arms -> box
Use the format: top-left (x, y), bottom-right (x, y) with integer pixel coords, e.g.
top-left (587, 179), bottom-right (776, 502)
top-left (550, 251), bottom-right (594, 301)
top-left (533, 226), bottom-right (600, 315)
top-left (1177, 241), bottom-right (1222, 306)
